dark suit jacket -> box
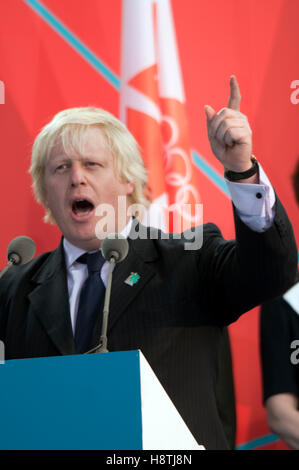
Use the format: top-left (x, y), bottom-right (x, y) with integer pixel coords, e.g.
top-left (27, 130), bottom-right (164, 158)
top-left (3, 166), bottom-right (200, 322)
top-left (0, 199), bottom-right (297, 449)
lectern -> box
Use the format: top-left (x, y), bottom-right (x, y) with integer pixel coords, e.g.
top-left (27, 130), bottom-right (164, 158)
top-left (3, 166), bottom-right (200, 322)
top-left (0, 350), bottom-right (204, 450)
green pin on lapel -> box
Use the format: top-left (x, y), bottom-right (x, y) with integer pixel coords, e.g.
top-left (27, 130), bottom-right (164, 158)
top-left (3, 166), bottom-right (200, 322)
top-left (124, 272), bottom-right (140, 286)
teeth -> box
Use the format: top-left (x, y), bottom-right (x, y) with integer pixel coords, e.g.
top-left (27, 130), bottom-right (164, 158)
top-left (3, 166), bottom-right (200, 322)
top-left (76, 210), bottom-right (90, 217)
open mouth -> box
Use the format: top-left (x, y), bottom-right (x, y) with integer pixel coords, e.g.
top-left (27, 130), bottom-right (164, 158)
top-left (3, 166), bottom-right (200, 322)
top-left (71, 199), bottom-right (95, 217)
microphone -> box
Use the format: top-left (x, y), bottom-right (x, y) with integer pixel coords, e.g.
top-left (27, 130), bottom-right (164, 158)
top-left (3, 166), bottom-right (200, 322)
top-left (101, 234), bottom-right (129, 263)
top-left (0, 236), bottom-right (36, 279)
top-left (86, 233), bottom-right (129, 354)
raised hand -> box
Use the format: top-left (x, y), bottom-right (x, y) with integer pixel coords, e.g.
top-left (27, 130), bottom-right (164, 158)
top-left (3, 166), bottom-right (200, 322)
top-left (205, 76), bottom-right (252, 173)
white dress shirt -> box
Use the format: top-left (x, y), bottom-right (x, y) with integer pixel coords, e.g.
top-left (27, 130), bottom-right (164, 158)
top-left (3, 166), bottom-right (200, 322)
top-left (225, 163), bottom-right (275, 232)
top-left (64, 162), bottom-right (276, 332)
top-left (64, 219), bottom-right (133, 333)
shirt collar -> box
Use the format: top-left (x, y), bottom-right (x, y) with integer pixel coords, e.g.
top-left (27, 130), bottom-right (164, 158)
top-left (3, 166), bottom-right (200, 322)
top-left (63, 218), bottom-right (133, 269)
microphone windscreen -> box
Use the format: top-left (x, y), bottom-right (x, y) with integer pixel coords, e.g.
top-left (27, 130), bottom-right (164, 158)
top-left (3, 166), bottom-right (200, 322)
top-left (101, 234), bottom-right (129, 263)
top-left (7, 236), bottom-right (36, 265)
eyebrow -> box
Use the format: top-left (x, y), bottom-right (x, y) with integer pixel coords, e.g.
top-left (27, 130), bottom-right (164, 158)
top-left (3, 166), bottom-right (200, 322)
top-left (48, 156), bottom-right (72, 165)
top-left (49, 154), bottom-right (109, 165)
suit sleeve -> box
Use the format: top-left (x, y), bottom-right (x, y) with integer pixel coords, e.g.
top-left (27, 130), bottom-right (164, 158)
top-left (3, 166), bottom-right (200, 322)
top-left (0, 276), bottom-right (11, 344)
top-left (197, 196), bottom-right (298, 325)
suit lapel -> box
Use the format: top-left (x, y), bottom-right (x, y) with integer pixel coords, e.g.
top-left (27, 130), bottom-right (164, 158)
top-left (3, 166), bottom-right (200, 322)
top-left (27, 241), bottom-right (76, 355)
top-left (104, 222), bottom-right (159, 333)
top-left (107, 241), bottom-right (156, 332)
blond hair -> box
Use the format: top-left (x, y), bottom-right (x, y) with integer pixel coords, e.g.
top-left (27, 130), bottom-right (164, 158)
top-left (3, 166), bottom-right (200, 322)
top-left (29, 106), bottom-right (149, 223)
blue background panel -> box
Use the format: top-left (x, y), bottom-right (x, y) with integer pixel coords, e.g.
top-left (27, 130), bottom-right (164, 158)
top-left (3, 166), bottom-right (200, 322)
top-left (0, 351), bottom-right (142, 450)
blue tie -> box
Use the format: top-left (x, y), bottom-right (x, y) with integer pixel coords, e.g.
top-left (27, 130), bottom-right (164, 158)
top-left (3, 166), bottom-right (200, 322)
top-left (75, 251), bottom-right (106, 353)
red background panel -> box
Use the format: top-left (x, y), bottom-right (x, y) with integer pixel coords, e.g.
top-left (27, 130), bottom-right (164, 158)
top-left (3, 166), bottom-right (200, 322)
top-left (0, 0), bottom-right (298, 449)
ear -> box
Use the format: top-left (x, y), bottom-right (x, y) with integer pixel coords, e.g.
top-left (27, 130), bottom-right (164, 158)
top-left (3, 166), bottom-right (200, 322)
top-left (126, 181), bottom-right (134, 195)
top-left (43, 194), bottom-right (49, 208)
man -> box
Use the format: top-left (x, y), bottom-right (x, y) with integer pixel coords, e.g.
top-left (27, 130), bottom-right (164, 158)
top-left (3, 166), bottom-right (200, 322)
top-left (0, 77), bottom-right (297, 449)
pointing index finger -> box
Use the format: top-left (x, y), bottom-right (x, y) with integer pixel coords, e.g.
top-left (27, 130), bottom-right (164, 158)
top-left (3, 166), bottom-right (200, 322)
top-left (228, 75), bottom-right (241, 111)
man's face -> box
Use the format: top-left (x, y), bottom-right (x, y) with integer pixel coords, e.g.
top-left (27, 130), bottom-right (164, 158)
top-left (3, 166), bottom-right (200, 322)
top-left (44, 127), bottom-right (134, 250)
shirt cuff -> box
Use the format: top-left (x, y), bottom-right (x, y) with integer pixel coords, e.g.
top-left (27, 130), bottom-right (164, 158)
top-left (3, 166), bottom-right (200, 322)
top-left (225, 163), bottom-right (276, 232)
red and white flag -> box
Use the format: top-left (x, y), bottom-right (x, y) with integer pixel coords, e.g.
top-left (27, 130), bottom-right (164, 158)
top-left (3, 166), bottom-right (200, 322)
top-left (120, 0), bottom-right (201, 231)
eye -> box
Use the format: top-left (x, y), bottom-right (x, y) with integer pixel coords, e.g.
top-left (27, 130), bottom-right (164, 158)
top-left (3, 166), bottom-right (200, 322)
top-left (85, 161), bottom-right (103, 168)
top-left (56, 163), bottom-right (68, 171)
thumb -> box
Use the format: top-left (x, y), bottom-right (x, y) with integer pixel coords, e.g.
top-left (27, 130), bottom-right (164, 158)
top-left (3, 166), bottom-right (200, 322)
top-left (204, 105), bottom-right (216, 122)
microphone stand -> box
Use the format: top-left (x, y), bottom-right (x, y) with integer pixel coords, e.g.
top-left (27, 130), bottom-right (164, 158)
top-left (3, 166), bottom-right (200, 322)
top-left (0, 255), bottom-right (21, 279)
top-left (85, 253), bottom-right (117, 354)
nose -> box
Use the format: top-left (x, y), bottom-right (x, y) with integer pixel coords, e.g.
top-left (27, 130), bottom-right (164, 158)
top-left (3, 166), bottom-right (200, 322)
top-left (71, 161), bottom-right (86, 187)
